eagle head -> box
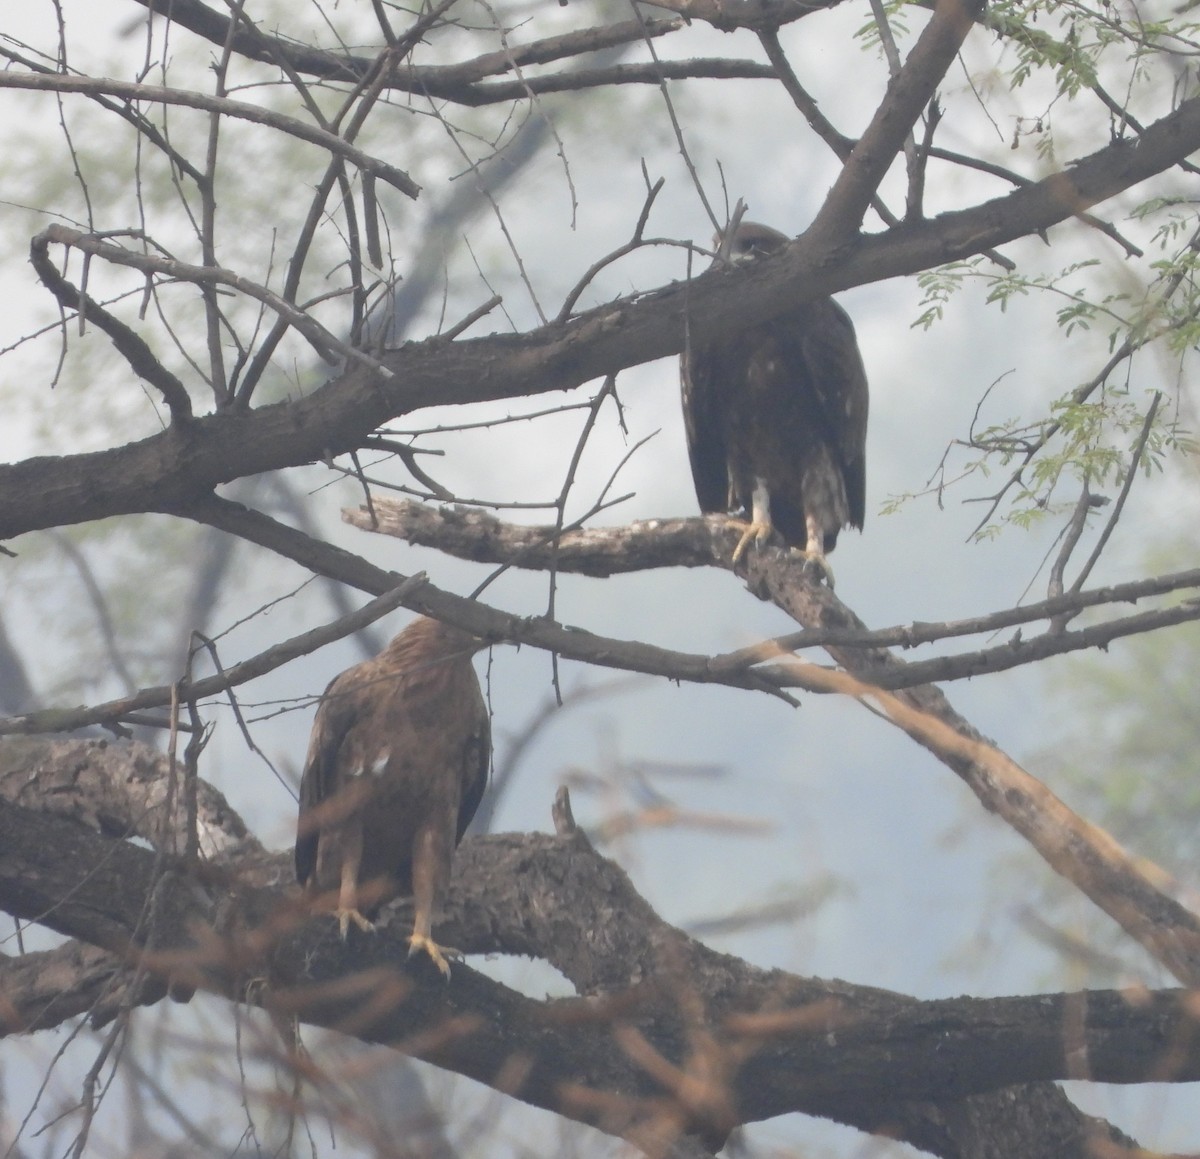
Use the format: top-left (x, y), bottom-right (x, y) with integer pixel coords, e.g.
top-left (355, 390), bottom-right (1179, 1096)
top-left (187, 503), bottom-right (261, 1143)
top-left (714, 220), bottom-right (790, 263)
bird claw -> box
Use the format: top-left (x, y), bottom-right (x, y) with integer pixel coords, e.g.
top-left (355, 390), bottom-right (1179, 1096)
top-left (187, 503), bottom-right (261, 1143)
top-left (408, 933), bottom-right (459, 979)
top-left (730, 518), bottom-right (772, 564)
top-left (794, 550), bottom-right (835, 589)
top-left (335, 908), bottom-right (375, 939)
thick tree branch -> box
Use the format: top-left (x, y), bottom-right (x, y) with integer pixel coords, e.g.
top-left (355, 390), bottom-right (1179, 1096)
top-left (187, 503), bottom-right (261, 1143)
top-left (0, 735), bottom-right (259, 859)
top-left (124, 0), bottom-right (706, 101)
top-left (751, 563), bottom-right (1200, 988)
top-left (809, 0), bottom-right (984, 241)
top-left (641, 0), bottom-right (848, 32)
top-left (2, 90), bottom-right (1198, 545)
top-left (0, 941), bottom-right (137, 1034)
top-left (142, 2), bottom-right (768, 110)
top-left (12, 492), bottom-right (1193, 990)
top-left (133, 0), bottom-right (836, 64)
top-left (343, 500), bottom-right (1200, 653)
top-left (337, 501), bottom-right (1200, 986)
top-left (0, 738), bottom-right (1173, 1159)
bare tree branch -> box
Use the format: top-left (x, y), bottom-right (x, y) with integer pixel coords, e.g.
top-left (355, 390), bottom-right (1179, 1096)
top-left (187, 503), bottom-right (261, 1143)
top-left (126, 0), bottom-right (696, 96)
top-left (0, 740), bottom-right (1174, 1159)
top-left (0, 573), bottom-right (430, 736)
top-left (808, 0), bottom-right (984, 242)
top-left (642, 0), bottom-right (850, 33)
top-left (0, 941), bottom-right (133, 1035)
top-left (5, 2), bottom-right (1200, 1152)
top-left (2, 90), bottom-right (1198, 543)
top-left (36, 225), bottom-right (388, 377)
top-left (344, 499), bottom-right (1200, 667)
top-left (29, 235), bottom-right (194, 424)
top-left (0, 71), bottom-right (419, 197)
top-left (336, 499), bottom-right (1200, 984)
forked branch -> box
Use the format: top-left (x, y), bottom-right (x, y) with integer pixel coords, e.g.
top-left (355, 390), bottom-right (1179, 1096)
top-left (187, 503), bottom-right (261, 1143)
top-left (340, 497), bottom-right (1200, 985)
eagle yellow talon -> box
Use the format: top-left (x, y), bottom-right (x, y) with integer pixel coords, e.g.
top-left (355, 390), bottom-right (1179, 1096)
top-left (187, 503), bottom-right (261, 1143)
top-left (336, 908), bottom-right (375, 939)
top-left (729, 518), bottom-right (772, 564)
top-left (408, 933), bottom-right (458, 979)
top-left (792, 549), bottom-right (836, 589)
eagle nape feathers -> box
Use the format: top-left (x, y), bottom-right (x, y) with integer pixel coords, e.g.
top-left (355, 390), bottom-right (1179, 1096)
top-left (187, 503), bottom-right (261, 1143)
top-left (680, 221), bottom-right (869, 584)
top-left (295, 615), bottom-right (490, 979)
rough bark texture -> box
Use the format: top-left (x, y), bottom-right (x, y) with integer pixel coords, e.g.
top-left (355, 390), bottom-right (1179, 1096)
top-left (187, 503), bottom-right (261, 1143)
top-left (0, 736), bottom-right (1182, 1158)
top-left (333, 501), bottom-right (1200, 990)
top-left (3, 89), bottom-right (1199, 546)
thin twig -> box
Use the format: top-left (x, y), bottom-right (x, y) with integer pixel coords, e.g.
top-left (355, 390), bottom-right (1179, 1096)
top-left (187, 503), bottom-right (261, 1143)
top-left (866, 0), bottom-right (922, 217)
top-left (29, 236), bottom-right (194, 423)
top-left (433, 108), bottom-right (548, 325)
top-left (359, 439), bottom-right (456, 501)
top-left (557, 181), bottom-right (669, 321)
top-left (0, 71), bottom-right (419, 196)
top-left (1068, 392), bottom-right (1163, 596)
top-left (970, 226), bottom-right (1200, 534)
top-left (442, 293), bottom-right (503, 340)
top-left (628, 0), bottom-right (722, 234)
top-left (188, 632), bottom-right (285, 792)
top-left (39, 224), bottom-right (394, 378)
top-left (0, 573), bottom-right (431, 736)
top-left (1046, 479), bottom-right (1096, 616)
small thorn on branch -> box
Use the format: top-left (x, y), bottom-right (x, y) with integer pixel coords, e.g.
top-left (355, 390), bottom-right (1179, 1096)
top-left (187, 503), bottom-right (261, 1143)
top-left (553, 785), bottom-right (578, 835)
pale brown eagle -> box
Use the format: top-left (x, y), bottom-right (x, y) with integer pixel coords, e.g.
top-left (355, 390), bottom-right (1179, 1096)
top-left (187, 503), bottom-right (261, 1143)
top-left (681, 221), bottom-right (869, 581)
top-left (296, 616), bottom-right (490, 977)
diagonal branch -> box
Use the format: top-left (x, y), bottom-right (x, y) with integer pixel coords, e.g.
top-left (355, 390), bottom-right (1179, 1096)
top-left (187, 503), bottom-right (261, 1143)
top-left (757, 655), bottom-right (1200, 985)
top-left (343, 499), bottom-right (1200, 677)
top-left (338, 499), bottom-right (1200, 985)
top-left (808, 0), bottom-right (984, 242)
top-left (29, 236), bottom-right (194, 424)
top-left (38, 225), bottom-right (389, 376)
top-left (0, 573), bottom-right (429, 736)
top-left (752, 562), bottom-right (1200, 987)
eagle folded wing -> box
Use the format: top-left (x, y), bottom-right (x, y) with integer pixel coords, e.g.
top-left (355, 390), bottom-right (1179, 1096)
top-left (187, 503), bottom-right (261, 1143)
top-left (296, 617), bottom-right (490, 976)
top-left (680, 221), bottom-right (870, 579)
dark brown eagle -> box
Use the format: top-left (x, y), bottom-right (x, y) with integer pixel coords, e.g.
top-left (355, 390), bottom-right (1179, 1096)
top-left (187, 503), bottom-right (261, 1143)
top-left (295, 616), bottom-right (490, 977)
top-left (681, 221), bottom-right (869, 581)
